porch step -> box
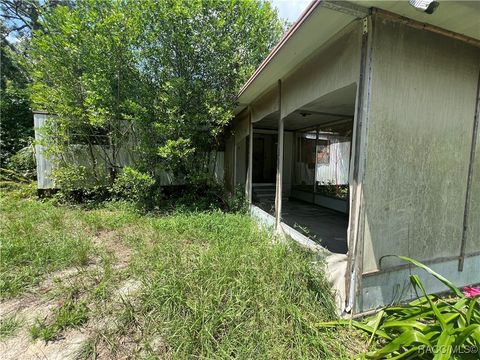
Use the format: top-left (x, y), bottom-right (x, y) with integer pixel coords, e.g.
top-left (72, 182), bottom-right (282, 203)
top-left (252, 184), bottom-right (288, 202)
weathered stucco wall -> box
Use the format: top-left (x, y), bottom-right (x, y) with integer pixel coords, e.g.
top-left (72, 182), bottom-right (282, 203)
top-left (361, 19), bottom-right (480, 275)
top-left (281, 21), bottom-right (362, 118)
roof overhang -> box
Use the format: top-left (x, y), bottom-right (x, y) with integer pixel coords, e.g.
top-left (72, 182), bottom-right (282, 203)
top-left (235, 0), bottom-right (366, 112)
top-left (235, 0), bottom-right (480, 114)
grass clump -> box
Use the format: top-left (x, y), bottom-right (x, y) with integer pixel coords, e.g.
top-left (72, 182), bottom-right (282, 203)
top-left (0, 192), bottom-right (94, 298)
top-left (30, 300), bottom-right (89, 341)
top-left (129, 211), bottom-right (347, 359)
top-left (0, 315), bottom-right (23, 339)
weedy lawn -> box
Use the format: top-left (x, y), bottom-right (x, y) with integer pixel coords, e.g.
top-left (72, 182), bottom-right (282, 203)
top-left (0, 186), bottom-right (361, 359)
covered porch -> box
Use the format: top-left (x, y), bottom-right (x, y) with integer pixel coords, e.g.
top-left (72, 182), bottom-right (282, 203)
top-left (245, 83), bottom-right (356, 256)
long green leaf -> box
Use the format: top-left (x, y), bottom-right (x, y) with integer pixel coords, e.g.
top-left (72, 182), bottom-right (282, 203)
top-left (452, 324), bottom-right (480, 347)
top-left (433, 329), bottom-right (454, 360)
top-left (397, 256), bottom-right (463, 297)
top-left (367, 330), bottom-right (431, 359)
top-left (381, 320), bottom-right (427, 331)
top-left (410, 274), bottom-right (447, 330)
top-left (466, 297), bottom-right (478, 326)
top-left (368, 309), bottom-right (385, 347)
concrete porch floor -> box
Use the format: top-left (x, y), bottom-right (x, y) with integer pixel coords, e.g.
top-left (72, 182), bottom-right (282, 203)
top-left (254, 198), bottom-right (348, 254)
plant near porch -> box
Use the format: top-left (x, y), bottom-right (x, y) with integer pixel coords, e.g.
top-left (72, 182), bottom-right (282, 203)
top-left (318, 256), bottom-right (480, 359)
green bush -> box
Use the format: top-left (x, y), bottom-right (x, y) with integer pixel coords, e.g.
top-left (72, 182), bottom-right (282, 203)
top-left (52, 164), bottom-right (88, 192)
top-left (7, 142), bottom-right (36, 180)
top-left (111, 167), bottom-right (157, 207)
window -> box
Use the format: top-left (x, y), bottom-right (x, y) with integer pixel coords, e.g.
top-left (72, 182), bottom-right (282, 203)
top-left (316, 140), bottom-right (330, 165)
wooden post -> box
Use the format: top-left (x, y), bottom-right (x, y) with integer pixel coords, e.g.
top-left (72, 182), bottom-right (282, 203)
top-left (313, 126), bottom-right (319, 202)
top-left (246, 109), bottom-right (254, 204)
top-left (459, 70), bottom-right (480, 271)
top-left (233, 135), bottom-right (237, 188)
top-left (345, 15), bottom-right (373, 313)
top-left (275, 80), bottom-right (284, 230)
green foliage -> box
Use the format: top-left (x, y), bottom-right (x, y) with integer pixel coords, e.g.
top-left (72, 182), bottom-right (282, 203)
top-left (27, 0), bottom-right (284, 190)
top-left (111, 166), bottom-right (156, 206)
top-left (7, 142), bottom-right (37, 180)
top-left (317, 180), bottom-right (349, 200)
top-left (29, 319), bottom-right (58, 341)
top-left (157, 138), bottom-right (195, 175)
top-left (318, 256), bottom-right (480, 359)
top-left (129, 211), bottom-right (348, 359)
top-left (1, 188), bottom-right (355, 358)
top-left (226, 184), bottom-right (250, 213)
top-left (0, 27), bottom-right (32, 167)
top-left (52, 164), bottom-right (88, 192)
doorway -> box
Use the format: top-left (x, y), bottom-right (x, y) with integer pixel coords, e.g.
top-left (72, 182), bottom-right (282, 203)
top-left (252, 133), bottom-right (277, 183)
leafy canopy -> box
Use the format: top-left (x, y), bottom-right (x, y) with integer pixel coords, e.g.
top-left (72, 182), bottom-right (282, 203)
top-left (28, 0), bottom-right (283, 188)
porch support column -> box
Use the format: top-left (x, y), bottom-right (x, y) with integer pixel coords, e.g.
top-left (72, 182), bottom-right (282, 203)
top-left (275, 80), bottom-right (284, 230)
top-left (246, 108), bottom-right (253, 204)
top-left (459, 69), bottom-right (480, 271)
top-left (313, 126), bottom-right (319, 202)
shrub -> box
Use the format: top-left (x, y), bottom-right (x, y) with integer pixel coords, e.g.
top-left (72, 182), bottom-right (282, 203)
top-left (52, 164), bottom-right (88, 192)
top-left (111, 167), bottom-right (157, 208)
top-left (7, 141), bottom-right (37, 180)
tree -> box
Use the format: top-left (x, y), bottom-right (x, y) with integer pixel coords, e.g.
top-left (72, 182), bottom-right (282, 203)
top-left (28, 0), bottom-right (145, 186)
top-left (28, 0), bottom-right (283, 189)
top-left (137, 0), bottom-right (283, 178)
top-left (0, 0), bottom-right (72, 39)
top-left (0, 22), bottom-right (32, 167)
top-left (1, 1), bottom-right (71, 171)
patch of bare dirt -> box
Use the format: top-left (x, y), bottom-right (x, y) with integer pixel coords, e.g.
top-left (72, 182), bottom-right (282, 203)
top-left (93, 230), bottom-right (133, 269)
top-left (0, 326), bottom-right (88, 360)
top-left (0, 229), bottom-right (138, 360)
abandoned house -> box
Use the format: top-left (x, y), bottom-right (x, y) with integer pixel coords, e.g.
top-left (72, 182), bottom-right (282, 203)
top-left (33, 0), bottom-right (479, 315)
top-left (224, 0), bottom-right (480, 314)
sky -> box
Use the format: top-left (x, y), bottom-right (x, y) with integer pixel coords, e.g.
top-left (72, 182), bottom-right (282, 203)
top-left (269, 0), bottom-right (312, 23)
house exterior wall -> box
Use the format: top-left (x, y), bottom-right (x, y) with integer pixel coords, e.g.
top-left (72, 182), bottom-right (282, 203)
top-left (224, 136), bottom-right (235, 192)
top-left (251, 88), bottom-right (278, 124)
top-left (358, 17), bottom-right (480, 311)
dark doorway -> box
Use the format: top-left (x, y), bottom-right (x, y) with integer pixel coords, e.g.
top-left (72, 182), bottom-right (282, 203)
top-left (253, 138), bottom-right (264, 182)
top-left (252, 133), bottom-right (277, 183)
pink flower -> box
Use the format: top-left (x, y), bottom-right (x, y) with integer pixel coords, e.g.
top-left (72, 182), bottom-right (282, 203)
top-left (463, 286), bottom-right (480, 298)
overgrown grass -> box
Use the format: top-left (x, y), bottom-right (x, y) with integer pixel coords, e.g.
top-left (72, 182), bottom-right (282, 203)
top-left (0, 189), bottom-right (94, 297)
top-left (125, 212), bottom-right (348, 359)
top-left (0, 186), bottom-right (355, 358)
